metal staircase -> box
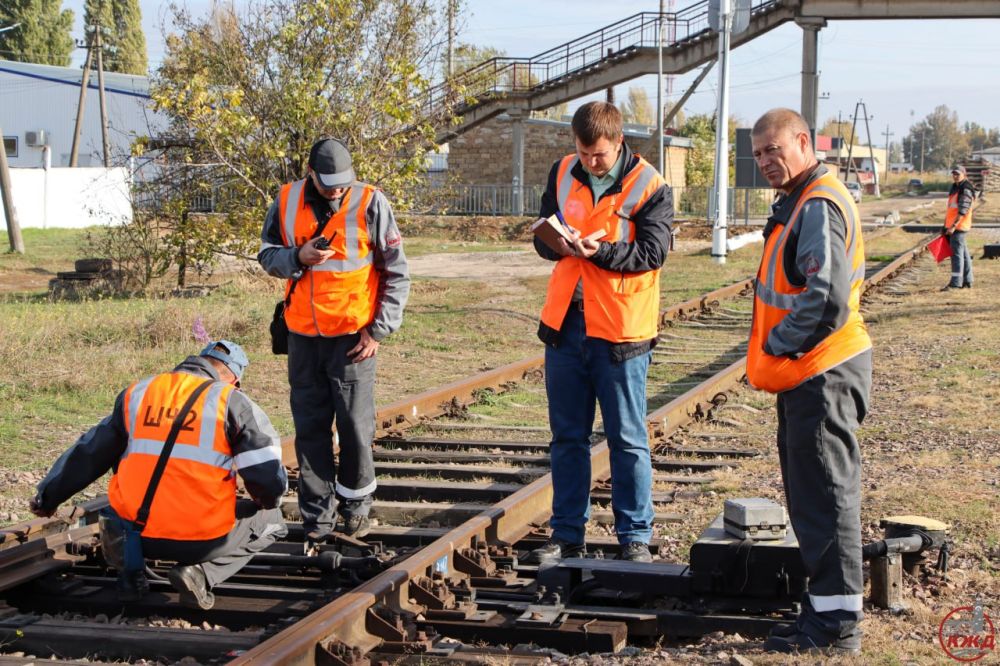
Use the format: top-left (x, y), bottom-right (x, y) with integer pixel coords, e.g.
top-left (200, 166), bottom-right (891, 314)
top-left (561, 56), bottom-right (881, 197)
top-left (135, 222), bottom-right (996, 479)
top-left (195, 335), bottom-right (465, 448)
top-left (427, 0), bottom-right (789, 141)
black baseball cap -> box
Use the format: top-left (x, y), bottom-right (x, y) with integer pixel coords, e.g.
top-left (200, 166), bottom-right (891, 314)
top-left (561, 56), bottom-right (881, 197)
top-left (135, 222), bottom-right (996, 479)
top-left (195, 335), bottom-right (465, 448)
top-left (308, 138), bottom-right (355, 189)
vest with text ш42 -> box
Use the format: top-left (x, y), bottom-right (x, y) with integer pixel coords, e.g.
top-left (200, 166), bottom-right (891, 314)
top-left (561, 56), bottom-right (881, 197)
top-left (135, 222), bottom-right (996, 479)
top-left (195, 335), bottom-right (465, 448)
top-left (109, 371), bottom-right (237, 541)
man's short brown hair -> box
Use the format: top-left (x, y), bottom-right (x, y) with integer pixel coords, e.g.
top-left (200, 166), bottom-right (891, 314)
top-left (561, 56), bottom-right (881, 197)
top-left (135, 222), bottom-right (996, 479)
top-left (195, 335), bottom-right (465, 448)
top-left (572, 101), bottom-right (623, 146)
top-left (751, 108), bottom-right (810, 139)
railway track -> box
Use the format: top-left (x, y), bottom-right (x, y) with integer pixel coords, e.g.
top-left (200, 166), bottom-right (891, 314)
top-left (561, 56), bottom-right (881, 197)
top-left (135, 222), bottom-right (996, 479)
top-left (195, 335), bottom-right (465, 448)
top-left (0, 232), bottom-right (939, 665)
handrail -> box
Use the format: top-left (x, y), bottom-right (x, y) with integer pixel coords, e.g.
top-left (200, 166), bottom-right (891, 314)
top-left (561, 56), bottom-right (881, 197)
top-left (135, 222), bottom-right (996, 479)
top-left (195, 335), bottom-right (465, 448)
top-left (425, 0), bottom-right (780, 119)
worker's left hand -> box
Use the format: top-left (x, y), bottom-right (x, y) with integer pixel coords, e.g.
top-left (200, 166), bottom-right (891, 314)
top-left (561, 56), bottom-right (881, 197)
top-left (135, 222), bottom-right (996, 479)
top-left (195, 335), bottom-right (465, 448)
top-left (348, 328), bottom-right (379, 362)
top-left (29, 496), bottom-right (55, 518)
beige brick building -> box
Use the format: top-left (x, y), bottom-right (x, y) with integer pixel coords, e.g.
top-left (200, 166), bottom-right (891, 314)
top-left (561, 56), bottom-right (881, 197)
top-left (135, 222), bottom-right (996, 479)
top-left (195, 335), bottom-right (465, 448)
top-left (445, 115), bottom-right (691, 189)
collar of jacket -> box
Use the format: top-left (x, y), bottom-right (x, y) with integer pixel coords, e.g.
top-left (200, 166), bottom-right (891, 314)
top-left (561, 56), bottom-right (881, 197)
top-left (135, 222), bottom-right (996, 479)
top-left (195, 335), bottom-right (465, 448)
top-left (763, 163), bottom-right (827, 238)
top-left (173, 355), bottom-right (224, 382)
top-left (568, 141), bottom-right (640, 201)
top-left (303, 177), bottom-right (344, 213)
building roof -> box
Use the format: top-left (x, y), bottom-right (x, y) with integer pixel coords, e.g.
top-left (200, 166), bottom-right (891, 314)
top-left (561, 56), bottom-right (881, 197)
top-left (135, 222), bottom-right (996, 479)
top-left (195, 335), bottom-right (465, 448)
top-left (0, 59), bottom-right (150, 99)
top-left (972, 146), bottom-right (1000, 155)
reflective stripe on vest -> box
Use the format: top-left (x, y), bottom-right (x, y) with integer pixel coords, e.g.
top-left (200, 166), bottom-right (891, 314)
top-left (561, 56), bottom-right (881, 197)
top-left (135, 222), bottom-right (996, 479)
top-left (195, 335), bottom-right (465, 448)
top-left (945, 189), bottom-right (972, 231)
top-left (109, 372), bottom-right (237, 541)
top-left (278, 180), bottom-right (378, 336)
top-left (746, 172), bottom-right (872, 394)
top-left (541, 154), bottom-right (666, 343)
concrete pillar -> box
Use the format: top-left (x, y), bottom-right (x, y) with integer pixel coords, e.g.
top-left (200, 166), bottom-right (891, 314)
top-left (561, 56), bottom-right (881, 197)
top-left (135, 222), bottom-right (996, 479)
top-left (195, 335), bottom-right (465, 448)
top-left (510, 108), bottom-right (525, 216)
top-left (797, 17), bottom-right (826, 138)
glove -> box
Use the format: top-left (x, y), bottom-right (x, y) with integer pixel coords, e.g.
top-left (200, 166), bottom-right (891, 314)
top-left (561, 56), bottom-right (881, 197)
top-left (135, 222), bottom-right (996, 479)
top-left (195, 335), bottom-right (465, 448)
top-left (29, 495), bottom-right (56, 518)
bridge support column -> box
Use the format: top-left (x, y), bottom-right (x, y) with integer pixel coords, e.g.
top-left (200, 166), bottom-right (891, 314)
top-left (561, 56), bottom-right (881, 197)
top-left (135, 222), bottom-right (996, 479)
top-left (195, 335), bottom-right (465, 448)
top-left (510, 108), bottom-right (525, 216)
top-left (797, 17), bottom-right (826, 140)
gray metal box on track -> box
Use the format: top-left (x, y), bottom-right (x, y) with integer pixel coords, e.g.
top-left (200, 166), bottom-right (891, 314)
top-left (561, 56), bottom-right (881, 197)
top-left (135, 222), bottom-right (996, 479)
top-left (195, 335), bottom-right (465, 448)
top-left (723, 498), bottom-right (788, 540)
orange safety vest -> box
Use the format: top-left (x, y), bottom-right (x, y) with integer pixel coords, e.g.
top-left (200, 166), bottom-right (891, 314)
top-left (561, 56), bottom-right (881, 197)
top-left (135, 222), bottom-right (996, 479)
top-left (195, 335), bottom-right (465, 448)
top-left (278, 180), bottom-right (379, 337)
top-left (945, 187), bottom-right (972, 232)
top-left (746, 172), bottom-right (872, 394)
top-left (539, 154), bottom-right (666, 343)
top-left (109, 372), bottom-right (237, 541)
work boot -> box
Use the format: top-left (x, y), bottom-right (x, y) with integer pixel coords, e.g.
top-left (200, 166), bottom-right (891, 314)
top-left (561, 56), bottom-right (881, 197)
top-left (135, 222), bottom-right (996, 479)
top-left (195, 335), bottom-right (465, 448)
top-left (763, 630), bottom-right (861, 656)
top-left (115, 570), bottom-right (149, 602)
top-left (526, 539), bottom-right (586, 565)
top-left (619, 542), bottom-right (653, 563)
top-left (169, 564), bottom-right (215, 610)
top-left (339, 515), bottom-right (371, 539)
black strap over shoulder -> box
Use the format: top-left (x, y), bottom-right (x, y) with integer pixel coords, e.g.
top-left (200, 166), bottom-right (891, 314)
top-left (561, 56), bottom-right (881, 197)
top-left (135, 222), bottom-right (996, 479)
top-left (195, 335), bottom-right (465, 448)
top-left (133, 379), bottom-right (216, 532)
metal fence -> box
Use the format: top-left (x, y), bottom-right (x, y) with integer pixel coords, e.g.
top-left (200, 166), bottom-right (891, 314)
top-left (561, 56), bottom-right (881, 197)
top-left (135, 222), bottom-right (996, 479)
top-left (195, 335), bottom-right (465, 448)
top-left (427, 184), bottom-right (775, 220)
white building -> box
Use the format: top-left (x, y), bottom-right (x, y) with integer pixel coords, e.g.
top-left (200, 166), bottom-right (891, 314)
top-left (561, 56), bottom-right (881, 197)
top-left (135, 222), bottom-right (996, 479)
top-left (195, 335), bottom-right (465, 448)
top-left (971, 146), bottom-right (1000, 166)
top-left (0, 59), bottom-right (165, 168)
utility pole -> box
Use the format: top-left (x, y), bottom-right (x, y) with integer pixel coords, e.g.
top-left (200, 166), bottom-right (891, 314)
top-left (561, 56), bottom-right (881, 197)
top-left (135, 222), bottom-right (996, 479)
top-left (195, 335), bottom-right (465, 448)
top-left (95, 24), bottom-right (111, 167)
top-left (919, 129), bottom-right (926, 173)
top-left (0, 122), bottom-right (25, 253)
top-left (710, 0), bottom-right (733, 265)
top-left (881, 125), bottom-right (893, 183)
top-left (446, 0), bottom-right (455, 78)
top-left (859, 102), bottom-right (879, 197)
top-left (605, 49), bottom-right (614, 104)
top-left (656, 0), bottom-right (665, 176)
top-left (69, 28), bottom-right (96, 167)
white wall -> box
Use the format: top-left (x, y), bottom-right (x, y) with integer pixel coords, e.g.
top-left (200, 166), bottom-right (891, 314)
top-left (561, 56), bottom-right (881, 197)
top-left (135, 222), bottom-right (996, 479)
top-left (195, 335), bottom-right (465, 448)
top-left (0, 167), bottom-right (132, 229)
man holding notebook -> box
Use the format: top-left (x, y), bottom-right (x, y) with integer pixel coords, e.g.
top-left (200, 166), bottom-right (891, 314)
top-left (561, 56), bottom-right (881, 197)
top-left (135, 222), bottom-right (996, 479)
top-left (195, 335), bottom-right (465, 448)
top-left (530, 101), bottom-right (673, 564)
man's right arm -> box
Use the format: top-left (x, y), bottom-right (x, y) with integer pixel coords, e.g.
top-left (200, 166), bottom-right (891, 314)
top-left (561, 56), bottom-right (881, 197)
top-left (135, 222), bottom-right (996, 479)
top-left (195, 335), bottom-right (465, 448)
top-left (533, 162), bottom-right (564, 262)
top-left (33, 391), bottom-right (129, 514)
top-left (257, 198), bottom-right (305, 279)
top-left (226, 392), bottom-right (288, 509)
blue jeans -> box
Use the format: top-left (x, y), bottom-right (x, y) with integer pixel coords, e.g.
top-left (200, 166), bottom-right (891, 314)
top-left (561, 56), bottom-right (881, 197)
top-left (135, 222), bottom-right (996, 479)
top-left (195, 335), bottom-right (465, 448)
top-left (544, 307), bottom-right (654, 546)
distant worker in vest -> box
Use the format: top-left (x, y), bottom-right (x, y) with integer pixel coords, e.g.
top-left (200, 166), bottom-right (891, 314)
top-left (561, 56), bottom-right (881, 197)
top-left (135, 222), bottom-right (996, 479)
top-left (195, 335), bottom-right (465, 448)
top-left (29, 341), bottom-right (288, 610)
top-left (942, 164), bottom-right (976, 290)
top-left (529, 101), bottom-right (672, 564)
top-left (748, 108), bottom-right (872, 655)
top-left (258, 138), bottom-right (410, 551)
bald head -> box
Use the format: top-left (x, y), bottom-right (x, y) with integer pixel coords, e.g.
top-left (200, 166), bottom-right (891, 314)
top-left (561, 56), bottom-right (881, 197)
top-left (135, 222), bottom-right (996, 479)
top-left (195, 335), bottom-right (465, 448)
top-left (750, 108), bottom-right (817, 193)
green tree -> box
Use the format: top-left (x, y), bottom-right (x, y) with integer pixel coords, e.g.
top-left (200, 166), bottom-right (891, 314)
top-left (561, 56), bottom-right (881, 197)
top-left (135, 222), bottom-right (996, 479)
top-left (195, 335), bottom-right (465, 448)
top-left (83, 0), bottom-right (147, 74)
top-left (819, 117), bottom-right (857, 146)
top-left (679, 113), bottom-right (738, 187)
top-left (963, 122), bottom-right (1000, 153)
top-left (0, 0), bottom-right (74, 66)
top-left (619, 87), bottom-right (654, 127)
top-left (135, 0), bottom-right (443, 288)
top-left (904, 105), bottom-right (968, 172)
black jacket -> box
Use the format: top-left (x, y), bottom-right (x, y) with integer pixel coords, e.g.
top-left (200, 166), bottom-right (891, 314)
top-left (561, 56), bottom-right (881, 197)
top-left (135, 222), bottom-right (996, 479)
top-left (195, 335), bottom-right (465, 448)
top-left (534, 143), bottom-right (673, 360)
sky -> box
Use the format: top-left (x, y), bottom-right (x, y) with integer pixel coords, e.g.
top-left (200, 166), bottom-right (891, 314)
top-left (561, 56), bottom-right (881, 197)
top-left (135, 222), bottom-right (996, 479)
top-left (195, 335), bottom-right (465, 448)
top-left (57, 0), bottom-right (1000, 149)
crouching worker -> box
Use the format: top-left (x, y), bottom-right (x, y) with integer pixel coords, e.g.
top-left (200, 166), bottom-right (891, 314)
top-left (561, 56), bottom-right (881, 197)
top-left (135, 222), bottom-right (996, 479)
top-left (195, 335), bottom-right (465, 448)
top-left (29, 341), bottom-right (288, 610)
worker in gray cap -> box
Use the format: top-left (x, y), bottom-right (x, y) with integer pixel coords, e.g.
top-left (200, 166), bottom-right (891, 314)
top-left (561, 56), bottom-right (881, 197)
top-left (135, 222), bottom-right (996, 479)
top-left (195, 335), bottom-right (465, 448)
top-left (30, 340), bottom-right (288, 610)
top-left (941, 164), bottom-right (976, 290)
top-left (258, 138), bottom-right (410, 551)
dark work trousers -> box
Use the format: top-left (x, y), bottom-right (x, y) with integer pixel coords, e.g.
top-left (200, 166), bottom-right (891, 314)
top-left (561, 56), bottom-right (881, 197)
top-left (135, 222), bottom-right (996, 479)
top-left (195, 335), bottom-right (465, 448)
top-left (776, 349), bottom-right (872, 641)
top-left (288, 332), bottom-right (377, 538)
top-left (140, 501), bottom-right (286, 588)
top-left (948, 231), bottom-right (973, 288)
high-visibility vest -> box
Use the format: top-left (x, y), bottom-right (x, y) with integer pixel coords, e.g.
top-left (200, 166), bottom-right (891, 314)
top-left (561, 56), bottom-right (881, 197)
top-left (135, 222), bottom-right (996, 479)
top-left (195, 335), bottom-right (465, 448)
top-left (746, 172), bottom-right (872, 393)
top-left (539, 154), bottom-right (666, 343)
top-left (278, 180), bottom-right (379, 337)
top-left (109, 372), bottom-right (237, 541)
top-left (945, 187), bottom-right (972, 232)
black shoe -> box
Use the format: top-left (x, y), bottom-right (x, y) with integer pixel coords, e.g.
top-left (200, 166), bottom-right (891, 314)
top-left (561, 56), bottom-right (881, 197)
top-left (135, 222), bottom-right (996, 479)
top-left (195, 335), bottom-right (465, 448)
top-left (768, 622), bottom-right (798, 638)
top-left (116, 570), bottom-right (149, 602)
top-left (941, 285), bottom-right (959, 291)
top-left (764, 630), bottom-right (861, 655)
top-left (619, 542), bottom-right (652, 563)
top-left (962, 284), bottom-right (973, 289)
top-left (339, 515), bottom-right (371, 538)
top-left (527, 539), bottom-right (586, 564)
top-left (169, 564), bottom-right (215, 610)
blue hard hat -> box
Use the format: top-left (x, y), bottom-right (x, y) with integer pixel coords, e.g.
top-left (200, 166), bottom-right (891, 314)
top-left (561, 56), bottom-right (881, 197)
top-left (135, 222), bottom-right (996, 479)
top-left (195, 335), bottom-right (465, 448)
top-left (200, 339), bottom-right (249, 381)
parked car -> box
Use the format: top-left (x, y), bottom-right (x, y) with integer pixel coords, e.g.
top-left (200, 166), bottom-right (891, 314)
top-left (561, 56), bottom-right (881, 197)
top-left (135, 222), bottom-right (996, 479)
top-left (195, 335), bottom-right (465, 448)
top-left (908, 178), bottom-right (924, 192)
top-left (844, 181), bottom-right (862, 204)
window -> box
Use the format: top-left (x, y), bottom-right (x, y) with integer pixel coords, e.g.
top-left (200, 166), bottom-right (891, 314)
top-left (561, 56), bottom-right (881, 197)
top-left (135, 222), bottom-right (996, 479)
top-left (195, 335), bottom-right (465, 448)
top-left (2, 136), bottom-right (15, 158)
